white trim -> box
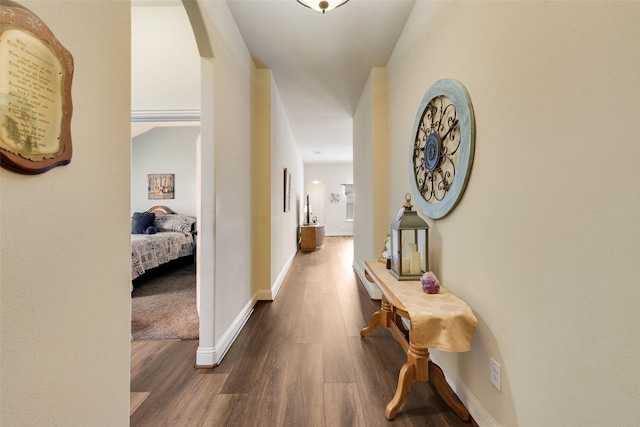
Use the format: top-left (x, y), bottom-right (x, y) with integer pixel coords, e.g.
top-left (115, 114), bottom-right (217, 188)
top-left (269, 250), bottom-right (296, 300)
top-left (352, 261), bottom-right (381, 299)
top-left (196, 297), bottom-right (255, 367)
top-left (325, 232), bottom-right (354, 237)
top-left (255, 249), bottom-right (296, 302)
top-left (195, 346), bottom-right (217, 368)
top-left (131, 109), bottom-right (201, 122)
top-left (198, 252), bottom-right (306, 363)
top-left (197, 246), bottom-right (290, 366)
top-left (215, 297), bottom-right (255, 363)
top-left (429, 352), bottom-right (500, 427)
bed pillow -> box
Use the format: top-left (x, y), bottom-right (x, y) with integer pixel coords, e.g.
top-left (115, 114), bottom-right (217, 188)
top-left (154, 215), bottom-right (196, 235)
top-left (131, 212), bottom-right (156, 234)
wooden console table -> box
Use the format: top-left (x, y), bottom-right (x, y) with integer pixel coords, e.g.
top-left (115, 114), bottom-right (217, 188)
top-left (300, 224), bottom-right (324, 252)
top-left (360, 260), bottom-right (477, 420)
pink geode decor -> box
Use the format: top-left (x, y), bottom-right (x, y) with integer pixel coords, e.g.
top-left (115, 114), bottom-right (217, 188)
top-left (420, 272), bottom-right (440, 294)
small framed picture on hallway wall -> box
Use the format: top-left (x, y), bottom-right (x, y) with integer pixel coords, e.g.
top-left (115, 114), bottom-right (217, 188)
top-left (284, 168), bottom-right (291, 212)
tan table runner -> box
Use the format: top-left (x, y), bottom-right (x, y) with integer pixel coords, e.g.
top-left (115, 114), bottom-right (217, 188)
top-left (366, 261), bottom-right (477, 352)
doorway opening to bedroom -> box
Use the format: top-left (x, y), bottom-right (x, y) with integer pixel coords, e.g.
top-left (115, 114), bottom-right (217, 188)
top-left (129, 169), bottom-right (199, 341)
top-left (130, 2), bottom-right (202, 342)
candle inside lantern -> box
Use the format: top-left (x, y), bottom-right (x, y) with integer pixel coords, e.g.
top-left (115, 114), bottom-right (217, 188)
top-left (402, 257), bottom-right (410, 273)
top-left (410, 251), bottom-right (421, 274)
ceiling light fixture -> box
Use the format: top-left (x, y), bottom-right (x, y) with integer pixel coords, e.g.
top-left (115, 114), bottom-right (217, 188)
top-left (296, 0), bottom-right (350, 14)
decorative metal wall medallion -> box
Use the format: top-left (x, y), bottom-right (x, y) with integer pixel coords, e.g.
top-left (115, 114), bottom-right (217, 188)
top-left (409, 79), bottom-right (475, 219)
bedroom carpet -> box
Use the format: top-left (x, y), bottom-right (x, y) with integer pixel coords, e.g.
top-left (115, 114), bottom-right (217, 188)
top-left (131, 262), bottom-right (198, 340)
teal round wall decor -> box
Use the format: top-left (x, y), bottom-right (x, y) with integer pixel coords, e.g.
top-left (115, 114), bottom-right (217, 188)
top-left (409, 79), bottom-right (475, 219)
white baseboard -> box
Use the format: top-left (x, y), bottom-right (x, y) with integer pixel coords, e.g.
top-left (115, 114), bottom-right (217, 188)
top-left (196, 296), bottom-right (255, 367)
top-left (325, 232), bottom-right (354, 237)
top-left (428, 352), bottom-right (500, 427)
top-left (254, 249), bottom-right (296, 301)
top-left (195, 346), bottom-right (217, 368)
top-left (270, 250), bottom-right (295, 300)
top-left (352, 261), bottom-right (381, 300)
top-left (197, 250), bottom-right (297, 366)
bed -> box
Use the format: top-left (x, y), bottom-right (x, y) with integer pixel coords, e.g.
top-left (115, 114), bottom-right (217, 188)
top-left (131, 206), bottom-right (196, 283)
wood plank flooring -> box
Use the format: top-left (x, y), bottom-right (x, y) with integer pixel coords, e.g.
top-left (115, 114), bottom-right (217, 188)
top-left (131, 237), bottom-right (474, 426)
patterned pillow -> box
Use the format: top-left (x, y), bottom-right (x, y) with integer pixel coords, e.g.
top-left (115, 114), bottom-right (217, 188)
top-left (154, 215), bottom-right (196, 235)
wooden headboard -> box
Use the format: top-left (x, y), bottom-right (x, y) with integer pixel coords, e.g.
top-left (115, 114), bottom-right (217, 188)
top-left (147, 205), bottom-right (176, 215)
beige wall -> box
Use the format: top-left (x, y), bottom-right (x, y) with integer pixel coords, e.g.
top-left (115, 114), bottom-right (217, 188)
top-left (353, 68), bottom-right (388, 298)
top-left (385, 2), bottom-right (640, 425)
top-left (270, 75), bottom-right (304, 292)
top-left (131, 3), bottom-right (200, 112)
top-left (252, 69), bottom-right (273, 297)
top-left (251, 69), bottom-right (304, 301)
top-left (0, 1), bottom-right (131, 425)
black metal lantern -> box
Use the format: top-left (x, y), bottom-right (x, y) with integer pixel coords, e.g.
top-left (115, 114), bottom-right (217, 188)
top-left (390, 194), bottom-right (430, 280)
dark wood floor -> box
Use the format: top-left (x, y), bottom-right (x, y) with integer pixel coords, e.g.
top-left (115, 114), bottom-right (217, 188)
top-left (131, 237), bottom-right (474, 426)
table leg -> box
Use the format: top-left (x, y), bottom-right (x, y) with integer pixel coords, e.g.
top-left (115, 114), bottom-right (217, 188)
top-left (385, 361), bottom-right (415, 420)
top-left (360, 296), bottom-right (392, 336)
top-left (428, 361), bottom-right (470, 421)
top-left (385, 344), bottom-right (430, 420)
top-left (360, 310), bottom-right (381, 336)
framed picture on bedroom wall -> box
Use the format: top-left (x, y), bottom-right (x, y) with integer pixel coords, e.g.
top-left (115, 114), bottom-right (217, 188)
top-left (284, 168), bottom-right (291, 212)
top-left (148, 174), bottom-right (175, 199)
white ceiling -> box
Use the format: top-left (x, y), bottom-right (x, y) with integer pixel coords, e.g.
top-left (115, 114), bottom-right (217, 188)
top-left (132, 0), bottom-right (415, 164)
top-left (226, 0), bottom-right (415, 163)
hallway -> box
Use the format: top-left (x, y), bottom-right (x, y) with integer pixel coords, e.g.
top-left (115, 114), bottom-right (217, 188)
top-left (130, 237), bottom-right (472, 426)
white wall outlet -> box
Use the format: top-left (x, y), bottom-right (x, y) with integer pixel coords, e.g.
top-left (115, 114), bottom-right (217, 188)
top-left (490, 357), bottom-right (502, 391)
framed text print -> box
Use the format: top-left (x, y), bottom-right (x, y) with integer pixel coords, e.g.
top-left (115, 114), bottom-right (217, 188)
top-left (0, 1), bottom-right (74, 174)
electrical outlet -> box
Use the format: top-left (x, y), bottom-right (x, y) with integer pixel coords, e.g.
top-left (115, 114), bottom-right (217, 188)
top-left (490, 358), bottom-right (502, 391)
